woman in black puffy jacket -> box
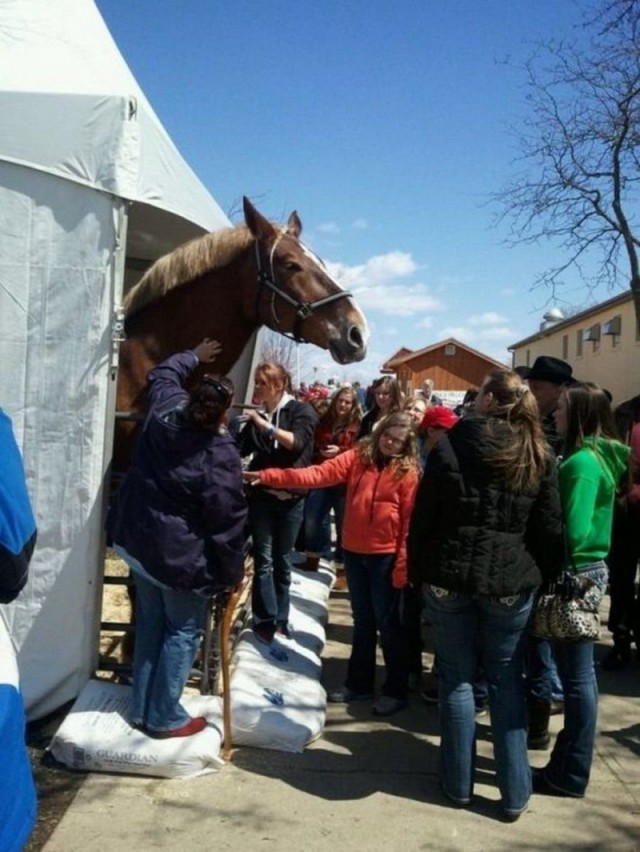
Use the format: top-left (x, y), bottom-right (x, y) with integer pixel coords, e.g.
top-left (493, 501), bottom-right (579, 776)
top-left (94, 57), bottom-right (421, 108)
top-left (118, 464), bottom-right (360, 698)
top-left (408, 368), bottom-right (563, 822)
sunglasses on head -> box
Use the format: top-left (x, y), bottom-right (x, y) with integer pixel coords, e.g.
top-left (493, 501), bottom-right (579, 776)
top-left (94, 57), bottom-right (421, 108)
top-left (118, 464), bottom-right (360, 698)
top-left (201, 375), bottom-right (232, 405)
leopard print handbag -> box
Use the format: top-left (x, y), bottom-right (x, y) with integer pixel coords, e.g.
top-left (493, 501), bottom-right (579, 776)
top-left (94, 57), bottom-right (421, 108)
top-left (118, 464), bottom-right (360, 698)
top-left (530, 572), bottom-right (602, 641)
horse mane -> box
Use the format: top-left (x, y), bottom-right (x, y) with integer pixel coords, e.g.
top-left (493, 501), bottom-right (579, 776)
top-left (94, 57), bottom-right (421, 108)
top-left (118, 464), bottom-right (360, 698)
top-left (124, 224), bottom-right (254, 317)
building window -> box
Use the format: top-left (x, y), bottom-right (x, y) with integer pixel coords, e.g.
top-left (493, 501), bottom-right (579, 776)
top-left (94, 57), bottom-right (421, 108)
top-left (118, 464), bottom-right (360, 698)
top-left (562, 334), bottom-right (569, 360)
top-left (444, 343), bottom-right (456, 356)
top-left (602, 315), bottom-right (622, 347)
top-left (526, 349), bottom-right (530, 366)
top-left (576, 330), bottom-right (583, 357)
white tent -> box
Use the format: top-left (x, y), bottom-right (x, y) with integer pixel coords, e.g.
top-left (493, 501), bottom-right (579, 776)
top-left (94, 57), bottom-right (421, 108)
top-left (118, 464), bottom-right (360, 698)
top-left (0, 0), bottom-right (256, 718)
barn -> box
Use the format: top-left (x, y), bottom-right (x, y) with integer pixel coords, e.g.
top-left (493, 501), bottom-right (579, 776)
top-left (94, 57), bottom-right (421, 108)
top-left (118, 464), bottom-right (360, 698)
top-left (382, 338), bottom-right (506, 405)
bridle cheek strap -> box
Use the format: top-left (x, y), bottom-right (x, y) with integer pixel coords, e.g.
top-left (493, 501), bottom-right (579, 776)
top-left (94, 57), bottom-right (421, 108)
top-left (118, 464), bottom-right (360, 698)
top-left (254, 235), bottom-right (352, 343)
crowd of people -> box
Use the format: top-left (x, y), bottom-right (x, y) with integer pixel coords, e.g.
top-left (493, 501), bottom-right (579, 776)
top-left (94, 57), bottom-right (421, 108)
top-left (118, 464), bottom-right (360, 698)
top-left (4, 342), bottom-right (638, 837)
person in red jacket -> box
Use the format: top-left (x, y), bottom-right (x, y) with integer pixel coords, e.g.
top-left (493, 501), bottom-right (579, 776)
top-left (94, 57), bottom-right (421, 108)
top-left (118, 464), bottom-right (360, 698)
top-left (303, 385), bottom-right (363, 587)
top-left (244, 411), bottom-right (421, 716)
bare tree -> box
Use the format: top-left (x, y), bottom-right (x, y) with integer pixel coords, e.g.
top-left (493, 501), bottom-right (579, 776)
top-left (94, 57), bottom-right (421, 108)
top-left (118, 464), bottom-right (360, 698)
top-left (259, 331), bottom-right (299, 383)
top-left (495, 0), bottom-right (640, 325)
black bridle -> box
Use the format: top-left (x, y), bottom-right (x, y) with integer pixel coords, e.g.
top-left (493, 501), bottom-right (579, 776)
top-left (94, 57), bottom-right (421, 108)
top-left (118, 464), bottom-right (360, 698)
top-left (254, 231), bottom-right (352, 343)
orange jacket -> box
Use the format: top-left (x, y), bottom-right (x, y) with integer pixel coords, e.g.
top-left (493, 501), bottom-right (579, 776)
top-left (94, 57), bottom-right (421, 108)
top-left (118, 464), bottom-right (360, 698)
top-left (259, 449), bottom-right (420, 587)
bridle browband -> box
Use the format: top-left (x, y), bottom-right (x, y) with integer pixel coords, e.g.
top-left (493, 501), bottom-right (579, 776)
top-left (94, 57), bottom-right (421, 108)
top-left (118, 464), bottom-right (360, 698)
top-left (254, 230), bottom-right (352, 343)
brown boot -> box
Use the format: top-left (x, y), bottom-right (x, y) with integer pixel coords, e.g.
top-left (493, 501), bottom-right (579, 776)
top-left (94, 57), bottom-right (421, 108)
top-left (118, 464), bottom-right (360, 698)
top-left (302, 555), bottom-right (320, 572)
top-left (333, 573), bottom-right (348, 592)
top-left (333, 566), bottom-right (348, 591)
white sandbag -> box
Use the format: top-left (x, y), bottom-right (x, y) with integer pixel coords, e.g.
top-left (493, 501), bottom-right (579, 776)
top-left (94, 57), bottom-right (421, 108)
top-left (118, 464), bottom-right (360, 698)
top-left (234, 628), bottom-right (322, 680)
top-left (230, 629), bottom-right (326, 752)
top-left (48, 679), bottom-right (225, 778)
top-left (290, 564), bottom-right (333, 604)
top-left (230, 656), bottom-right (326, 753)
top-left (287, 600), bottom-right (327, 654)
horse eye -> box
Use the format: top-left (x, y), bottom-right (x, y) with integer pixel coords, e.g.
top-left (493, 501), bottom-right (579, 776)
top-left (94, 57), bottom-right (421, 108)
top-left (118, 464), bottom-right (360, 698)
top-left (284, 261), bottom-right (302, 272)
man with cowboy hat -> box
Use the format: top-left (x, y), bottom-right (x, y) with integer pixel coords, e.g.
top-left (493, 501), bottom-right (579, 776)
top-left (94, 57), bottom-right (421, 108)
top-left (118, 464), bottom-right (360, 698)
top-left (521, 355), bottom-right (573, 751)
top-left (525, 356), bottom-right (575, 454)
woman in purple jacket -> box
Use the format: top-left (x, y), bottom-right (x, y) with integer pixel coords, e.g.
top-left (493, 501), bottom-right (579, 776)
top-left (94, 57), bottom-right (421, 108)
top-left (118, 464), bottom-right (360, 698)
top-left (108, 339), bottom-right (247, 739)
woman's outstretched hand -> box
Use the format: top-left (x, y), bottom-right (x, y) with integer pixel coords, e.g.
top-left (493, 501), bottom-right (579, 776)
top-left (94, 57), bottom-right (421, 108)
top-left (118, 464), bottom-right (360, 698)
top-left (243, 471), bottom-right (262, 486)
top-left (193, 338), bottom-right (223, 363)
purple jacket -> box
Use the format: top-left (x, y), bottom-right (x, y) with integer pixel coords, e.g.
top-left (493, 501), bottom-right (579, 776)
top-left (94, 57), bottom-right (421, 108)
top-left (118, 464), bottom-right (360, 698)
top-left (108, 351), bottom-right (248, 594)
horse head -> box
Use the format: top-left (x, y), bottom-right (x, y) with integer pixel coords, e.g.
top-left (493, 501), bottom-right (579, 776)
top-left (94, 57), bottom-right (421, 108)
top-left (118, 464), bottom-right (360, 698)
top-left (243, 197), bottom-right (369, 364)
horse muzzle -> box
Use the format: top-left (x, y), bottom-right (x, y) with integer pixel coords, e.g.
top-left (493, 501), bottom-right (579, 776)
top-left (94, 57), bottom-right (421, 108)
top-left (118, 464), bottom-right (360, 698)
top-left (328, 320), bottom-right (368, 364)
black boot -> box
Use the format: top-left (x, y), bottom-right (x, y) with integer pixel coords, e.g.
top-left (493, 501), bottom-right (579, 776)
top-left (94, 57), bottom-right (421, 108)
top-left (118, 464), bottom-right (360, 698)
top-left (601, 635), bottom-right (632, 671)
top-left (527, 696), bottom-right (551, 750)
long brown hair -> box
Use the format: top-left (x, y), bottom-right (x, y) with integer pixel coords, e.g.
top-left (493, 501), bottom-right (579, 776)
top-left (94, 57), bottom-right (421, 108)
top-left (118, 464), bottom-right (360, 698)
top-left (358, 412), bottom-right (420, 478)
top-left (321, 386), bottom-right (363, 430)
top-left (563, 382), bottom-right (619, 457)
top-left (370, 376), bottom-right (404, 414)
top-left (480, 369), bottom-right (549, 493)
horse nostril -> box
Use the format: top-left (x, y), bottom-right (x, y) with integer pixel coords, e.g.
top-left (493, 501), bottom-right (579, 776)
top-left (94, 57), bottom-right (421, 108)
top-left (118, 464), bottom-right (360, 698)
top-left (348, 326), bottom-right (363, 350)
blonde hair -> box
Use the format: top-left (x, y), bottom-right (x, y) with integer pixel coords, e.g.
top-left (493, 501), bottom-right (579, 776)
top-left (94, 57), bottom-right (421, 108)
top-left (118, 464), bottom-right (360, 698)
top-left (358, 412), bottom-right (420, 478)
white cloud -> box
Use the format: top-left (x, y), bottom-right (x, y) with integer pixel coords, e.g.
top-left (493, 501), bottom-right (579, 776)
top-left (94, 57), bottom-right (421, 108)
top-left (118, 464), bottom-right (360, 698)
top-left (358, 284), bottom-right (442, 315)
top-left (316, 221), bottom-right (340, 234)
top-left (416, 316), bottom-right (433, 329)
top-left (351, 218), bottom-right (368, 230)
top-left (326, 251), bottom-right (442, 317)
top-left (468, 311), bottom-right (509, 326)
top-left (327, 251), bottom-right (418, 288)
top-left (480, 325), bottom-right (516, 341)
top-left (438, 319), bottom-right (515, 364)
top-left (438, 325), bottom-right (467, 340)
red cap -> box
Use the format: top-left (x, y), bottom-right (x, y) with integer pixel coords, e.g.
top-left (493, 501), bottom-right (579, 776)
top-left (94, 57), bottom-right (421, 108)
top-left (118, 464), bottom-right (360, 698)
top-left (420, 405), bottom-right (459, 431)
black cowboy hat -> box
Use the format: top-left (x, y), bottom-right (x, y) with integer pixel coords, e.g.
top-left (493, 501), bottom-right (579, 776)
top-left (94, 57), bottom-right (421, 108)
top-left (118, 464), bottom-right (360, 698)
top-left (514, 365), bottom-right (531, 380)
top-left (527, 355), bottom-right (573, 385)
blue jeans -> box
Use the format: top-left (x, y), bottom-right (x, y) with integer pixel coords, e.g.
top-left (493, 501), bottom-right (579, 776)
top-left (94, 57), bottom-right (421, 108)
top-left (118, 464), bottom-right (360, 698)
top-left (249, 490), bottom-right (304, 635)
top-left (424, 585), bottom-right (535, 814)
top-left (545, 563), bottom-right (608, 796)
top-left (344, 551), bottom-right (408, 699)
top-left (526, 636), bottom-right (564, 702)
top-left (304, 484), bottom-right (346, 561)
top-left (124, 559), bottom-right (208, 732)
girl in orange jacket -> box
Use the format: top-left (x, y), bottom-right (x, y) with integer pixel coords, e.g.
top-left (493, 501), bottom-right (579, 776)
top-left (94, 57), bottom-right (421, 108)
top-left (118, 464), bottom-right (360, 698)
top-left (244, 412), bottom-right (421, 716)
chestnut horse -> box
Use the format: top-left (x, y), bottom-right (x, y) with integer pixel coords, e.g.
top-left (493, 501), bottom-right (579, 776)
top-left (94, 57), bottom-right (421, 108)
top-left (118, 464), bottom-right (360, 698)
top-left (114, 196), bottom-right (369, 469)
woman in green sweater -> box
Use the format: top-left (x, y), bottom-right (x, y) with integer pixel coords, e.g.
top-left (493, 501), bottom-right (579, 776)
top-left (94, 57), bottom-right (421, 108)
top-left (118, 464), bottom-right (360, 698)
top-left (534, 382), bottom-right (630, 798)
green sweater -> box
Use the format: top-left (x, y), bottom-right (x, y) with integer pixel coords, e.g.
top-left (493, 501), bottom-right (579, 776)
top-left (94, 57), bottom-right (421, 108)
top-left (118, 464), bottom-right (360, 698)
top-left (558, 437), bottom-right (630, 570)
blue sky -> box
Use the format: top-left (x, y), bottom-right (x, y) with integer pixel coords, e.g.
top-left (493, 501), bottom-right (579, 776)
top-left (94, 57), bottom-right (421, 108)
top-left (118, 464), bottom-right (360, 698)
top-left (96, 0), bottom-right (621, 384)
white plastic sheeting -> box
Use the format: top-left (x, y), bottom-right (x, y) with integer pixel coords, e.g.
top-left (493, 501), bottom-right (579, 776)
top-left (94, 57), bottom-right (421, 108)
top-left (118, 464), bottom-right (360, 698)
top-left (0, 0), bottom-right (244, 719)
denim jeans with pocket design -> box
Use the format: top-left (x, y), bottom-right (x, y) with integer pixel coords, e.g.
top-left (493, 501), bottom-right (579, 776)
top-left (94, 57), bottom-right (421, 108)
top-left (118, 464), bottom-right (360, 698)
top-left (546, 562), bottom-right (608, 796)
top-left (424, 584), bottom-right (535, 813)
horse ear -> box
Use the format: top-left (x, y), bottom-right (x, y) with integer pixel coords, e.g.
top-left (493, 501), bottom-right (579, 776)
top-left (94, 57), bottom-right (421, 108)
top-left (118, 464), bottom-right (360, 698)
top-left (286, 210), bottom-right (302, 238)
top-left (243, 196), bottom-right (276, 241)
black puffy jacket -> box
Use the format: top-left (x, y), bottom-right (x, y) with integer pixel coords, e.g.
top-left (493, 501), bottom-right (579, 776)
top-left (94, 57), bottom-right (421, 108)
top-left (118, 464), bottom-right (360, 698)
top-left (407, 416), bottom-right (563, 596)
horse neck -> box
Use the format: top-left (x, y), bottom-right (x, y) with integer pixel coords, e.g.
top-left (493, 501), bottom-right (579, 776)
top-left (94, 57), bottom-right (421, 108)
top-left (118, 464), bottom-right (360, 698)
top-left (117, 251), bottom-right (259, 411)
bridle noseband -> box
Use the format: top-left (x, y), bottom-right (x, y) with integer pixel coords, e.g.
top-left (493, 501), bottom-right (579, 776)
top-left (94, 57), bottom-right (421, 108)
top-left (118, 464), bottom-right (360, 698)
top-left (254, 231), bottom-right (352, 343)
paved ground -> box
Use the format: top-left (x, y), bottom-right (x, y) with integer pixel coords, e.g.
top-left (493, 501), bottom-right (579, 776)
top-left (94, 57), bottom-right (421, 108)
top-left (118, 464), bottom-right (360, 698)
top-left (40, 588), bottom-right (640, 852)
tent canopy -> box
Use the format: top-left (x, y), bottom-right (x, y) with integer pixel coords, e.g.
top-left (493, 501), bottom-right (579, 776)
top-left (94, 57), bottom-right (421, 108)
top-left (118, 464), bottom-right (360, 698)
top-left (0, 0), bottom-right (256, 718)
